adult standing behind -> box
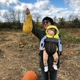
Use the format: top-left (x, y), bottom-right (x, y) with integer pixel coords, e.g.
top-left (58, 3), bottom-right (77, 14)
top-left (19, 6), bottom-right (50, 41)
top-left (23, 8), bottom-right (61, 80)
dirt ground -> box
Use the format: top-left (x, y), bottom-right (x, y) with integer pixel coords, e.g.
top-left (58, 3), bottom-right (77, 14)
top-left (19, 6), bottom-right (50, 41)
top-left (0, 29), bottom-right (80, 80)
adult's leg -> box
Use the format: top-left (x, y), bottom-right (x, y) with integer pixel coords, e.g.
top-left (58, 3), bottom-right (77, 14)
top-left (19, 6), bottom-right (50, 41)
top-left (41, 69), bottom-right (48, 80)
top-left (50, 70), bottom-right (57, 80)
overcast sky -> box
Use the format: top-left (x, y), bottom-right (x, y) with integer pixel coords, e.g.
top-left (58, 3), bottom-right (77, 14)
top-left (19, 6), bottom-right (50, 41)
top-left (0, 0), bottom-right (80, 22)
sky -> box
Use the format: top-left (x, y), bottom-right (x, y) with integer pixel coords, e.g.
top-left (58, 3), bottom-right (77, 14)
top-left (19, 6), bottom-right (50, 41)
top-left (0, 0), bottom-right (80, 22)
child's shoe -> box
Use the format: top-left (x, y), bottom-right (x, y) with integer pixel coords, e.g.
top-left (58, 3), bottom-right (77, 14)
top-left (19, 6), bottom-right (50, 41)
top-left (53, 64), bottom-right (58, 70)
top-left (44, 66), bottom-right (48, 72)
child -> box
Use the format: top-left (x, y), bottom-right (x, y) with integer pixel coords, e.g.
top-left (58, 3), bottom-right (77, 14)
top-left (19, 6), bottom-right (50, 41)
top-left (40, 25), bottom-right (59, 72)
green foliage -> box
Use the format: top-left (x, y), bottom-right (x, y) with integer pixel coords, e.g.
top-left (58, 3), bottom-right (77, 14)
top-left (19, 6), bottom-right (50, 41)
top-left (12, 26), bottom-right (18, 29)
top-left (60, 29), bottom-right (80, 44)
top-left (57, 17), bottom-right (80, 28)
top-left (58, 17), bottom-right (66, 28)
top-left (0, 22), bottom-right (22, 30)
top-left (34, 21), bottom-right (43, 29)
top-left (71, 18), bottom-right (80, 28)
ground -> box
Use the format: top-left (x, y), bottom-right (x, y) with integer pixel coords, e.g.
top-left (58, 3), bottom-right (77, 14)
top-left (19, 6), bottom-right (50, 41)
top-left (0, 29), bottom-right (80, 80)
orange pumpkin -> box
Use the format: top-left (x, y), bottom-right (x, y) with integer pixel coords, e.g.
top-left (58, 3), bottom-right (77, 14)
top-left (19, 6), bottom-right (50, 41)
top-left (70, 51), bottom-right (74, 55)
top-left (19, 42), bottom-right (24, 47)
top-left (20, 42), bottom-right (24, 45)
top-left (22, 71), bottom-right (37, 80)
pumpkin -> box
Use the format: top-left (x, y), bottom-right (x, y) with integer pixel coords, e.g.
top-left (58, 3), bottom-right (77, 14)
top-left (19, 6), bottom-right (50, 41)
top-left (19, 42), bottom-right (24, 45)
top-left (22, 71), bottom-right (37, 80)
top-left (19, 42), bottom-right (24, 47)
top-left (70, 51), bottom-right (74, 55)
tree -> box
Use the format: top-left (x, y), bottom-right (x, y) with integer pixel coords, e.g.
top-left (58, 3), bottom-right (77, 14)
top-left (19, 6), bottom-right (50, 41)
top-left (33, 13), bottom-right (41, 28)
top-left (72, 18), bottom-right (80, 28)
top-left (69, 14), bottom-right (75, 21)
top-left (3, 8), bottom-right (21, 23)
top-left (2, 8), bottom-right (22, 29)
top-left (53, 16), bottom-right (58, 23)
top-left (58, 17), bottom-right (66, 28)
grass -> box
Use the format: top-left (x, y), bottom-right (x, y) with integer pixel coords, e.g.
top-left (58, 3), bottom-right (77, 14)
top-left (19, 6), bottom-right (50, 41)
top-left (59, 28), bottom-right (80, 44)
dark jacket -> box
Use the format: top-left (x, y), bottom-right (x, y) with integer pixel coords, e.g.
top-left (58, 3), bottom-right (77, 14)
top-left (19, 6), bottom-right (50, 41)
top-left (32, 23), bottom-right (60, 71)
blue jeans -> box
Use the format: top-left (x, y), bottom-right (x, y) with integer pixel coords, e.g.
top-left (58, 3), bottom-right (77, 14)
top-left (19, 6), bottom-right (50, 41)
top-left (41, 69), bottom-right (57, 80)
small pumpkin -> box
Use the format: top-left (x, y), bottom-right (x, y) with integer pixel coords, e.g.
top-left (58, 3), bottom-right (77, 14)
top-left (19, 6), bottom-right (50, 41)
top-left (22, 71), bottom-right (37, 80)
top-left (70, 51), bottom-right (74, 55)
top-left (20, 42), bottom-right (24, 45)
top-left (19, 42), bottom-right (24, 47)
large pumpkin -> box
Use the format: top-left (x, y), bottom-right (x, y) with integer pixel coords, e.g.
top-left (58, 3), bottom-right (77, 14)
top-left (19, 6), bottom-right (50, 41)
top-left (22, 71), bottom-right (37, 80)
